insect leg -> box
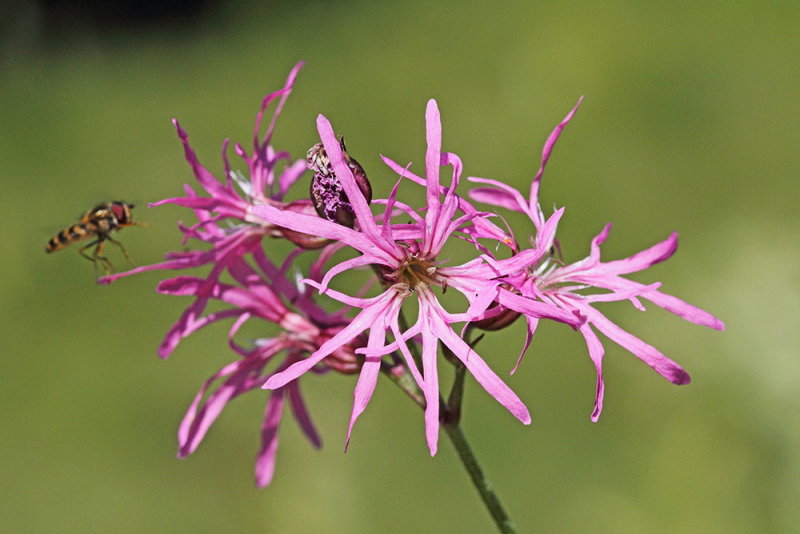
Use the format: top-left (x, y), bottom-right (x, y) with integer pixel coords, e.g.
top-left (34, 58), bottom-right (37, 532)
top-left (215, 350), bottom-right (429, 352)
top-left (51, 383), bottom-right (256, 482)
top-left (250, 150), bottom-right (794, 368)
top-left (80, 237), bottom-right (113, 276)
top-left (105, 235), bottom-right (135, 267)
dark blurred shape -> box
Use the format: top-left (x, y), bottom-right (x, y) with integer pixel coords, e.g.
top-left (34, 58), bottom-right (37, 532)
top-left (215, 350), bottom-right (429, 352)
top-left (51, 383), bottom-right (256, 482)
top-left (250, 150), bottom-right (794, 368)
top-left (38, 0), bottom-right (212, 38)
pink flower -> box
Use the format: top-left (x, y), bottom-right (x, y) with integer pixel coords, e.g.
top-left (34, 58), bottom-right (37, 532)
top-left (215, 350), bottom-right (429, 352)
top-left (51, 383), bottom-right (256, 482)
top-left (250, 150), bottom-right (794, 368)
top-left (469, 98), bottom-right (725, 421)
top-left (97, 62), bottom-right (359, 487)
top-left (251, 100), bottom-right (583, 454)
top-left (98, 62), bottom-right (312, 357)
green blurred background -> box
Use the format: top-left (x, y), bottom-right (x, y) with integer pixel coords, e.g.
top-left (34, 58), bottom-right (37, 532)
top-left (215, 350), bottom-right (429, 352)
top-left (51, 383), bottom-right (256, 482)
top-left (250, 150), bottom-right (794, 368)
top-left (2, 1), bottom-right (798, 532)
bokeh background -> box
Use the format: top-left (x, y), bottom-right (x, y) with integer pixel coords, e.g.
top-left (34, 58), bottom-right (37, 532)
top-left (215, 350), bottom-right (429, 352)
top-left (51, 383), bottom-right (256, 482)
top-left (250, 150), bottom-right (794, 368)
top-left (2, 1), bottom-right (798, 532)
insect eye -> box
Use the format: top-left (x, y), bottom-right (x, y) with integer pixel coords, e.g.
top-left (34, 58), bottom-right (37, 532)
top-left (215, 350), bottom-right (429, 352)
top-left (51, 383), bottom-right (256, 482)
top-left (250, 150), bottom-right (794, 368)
top-left (110, 202), bottom-right (127, 220)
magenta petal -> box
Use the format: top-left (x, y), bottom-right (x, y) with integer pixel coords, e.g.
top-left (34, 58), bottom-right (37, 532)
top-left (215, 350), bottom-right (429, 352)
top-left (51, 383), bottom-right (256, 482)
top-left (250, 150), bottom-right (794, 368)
top-left (420, 291), bottom-right (532, 425)
top-left (177, 358), bottom-right (243, 454)
top-left (255, 389), bottom-right (285, 488)
top-left (287, 381), bottom-right (322, 449)
top-left (424, 99), bottom-right (443, 229)
top-left (436, 320), bottom-right (531, 425)
top-left (529, 96), bottom-right (583, 209)
top-left (318, 255), bottom-right (377, 293)
top-left (249, 202), bottom-right (395, 263)
top-left (581, 305), bottom-right (691, 385)
top-left (263, 291), bottom-right (396, 389)
top-left (597, 233), bottom-right (679, 275)
top-left (345, 327), bottom-right (385, 451)
top-left (256, 61), bottom-right (304, 151)
top-left (173, 119), bottom-right (234, 202)
top-left (418, 305), bottom-right (441, 456)
top-left (316, 114), bottom-right (395, 256)
top-left (497, 287), bottom-right (582, 327)
top-left (578, 324), bottom-right (606, 422)
top-left (510, 316), bottom-right (538, 375)
top-left (277, 159), bottom-right (308, 200)
top-left (469, 185), bottom-right (528, 214)
top-left (645, 290), bottom-right (726, 330)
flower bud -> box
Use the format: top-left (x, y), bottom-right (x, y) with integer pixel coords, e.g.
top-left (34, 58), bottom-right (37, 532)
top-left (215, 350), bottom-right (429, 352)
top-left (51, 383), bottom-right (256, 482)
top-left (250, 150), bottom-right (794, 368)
top-left (308, 136), bottom-right (372, 228)
top-left (471, 303), bottom-right (521, 331)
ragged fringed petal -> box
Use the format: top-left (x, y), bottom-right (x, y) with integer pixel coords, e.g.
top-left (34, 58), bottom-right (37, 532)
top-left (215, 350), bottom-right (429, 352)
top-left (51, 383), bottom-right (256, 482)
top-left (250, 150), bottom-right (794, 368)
top-left (249, 202), bottom-right (396, 264)
top-left (417, 297), bottom-right (441, 456)
top-left (316, 114), bottom-right (400, 259)
top-left (178, 337), bottom-right (283, 457)
top-left (529, 97), bottom-right (583, 214)
top-left (578, 324), bottom-right (606, 422)
top-left (158, 297), bottom-right (208, 359)
top-left (287, 379), bottom-right (322, 449)
top-left (496, 287), bottom-right (583, 328)
top-left (262, 290), bottom-right (398, 390)
top-left (476, 208), bottom-right (565, 279)
top-left (593, 232), bottom-right (678, 276)
top-left (419, 290), bottom-right (532, 427)
top-left (425, 151), bottom-right (462, 256)
top-left (509, 316), bottom-right (538, 375)
top-left (178, 358), bottom-right (245, 456)
top-left (173, 119), bottom-right (243, 209)
top-left (578, 304), bottom-right (691, 385)
top-left (277, 158), bottom-right (308, 200)
top-left (255, 388), bottom-right (285, 488)
top-left (424, 99), bottom-right (443, 236)
top-left (468, 177), bottom-right (533, 218)
top-left (345, 323), bottom-right (388, 451)
top-left (382, 154), bottom-right (516, 249)
top-left (317, 255), bottom-right (379, 294)
top-left (256, 61), bottom-right (304, 153)
top-left (644, 290), bottom-right (726, 330)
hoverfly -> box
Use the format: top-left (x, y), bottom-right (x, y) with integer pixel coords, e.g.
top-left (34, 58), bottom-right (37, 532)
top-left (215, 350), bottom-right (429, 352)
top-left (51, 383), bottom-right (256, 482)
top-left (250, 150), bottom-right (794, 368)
top-left (46, 201), bottom-right (140, 275)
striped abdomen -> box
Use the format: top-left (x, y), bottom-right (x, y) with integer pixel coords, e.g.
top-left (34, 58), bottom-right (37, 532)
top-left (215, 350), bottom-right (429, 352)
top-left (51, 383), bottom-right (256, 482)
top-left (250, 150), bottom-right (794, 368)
top-left (45, 222), bottom-right (98, 253)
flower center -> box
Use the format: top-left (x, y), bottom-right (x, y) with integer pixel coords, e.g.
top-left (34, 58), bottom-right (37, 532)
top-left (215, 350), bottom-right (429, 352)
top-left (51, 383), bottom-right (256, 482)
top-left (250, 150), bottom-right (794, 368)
top-left (395, 256), bottom-right (441, 290)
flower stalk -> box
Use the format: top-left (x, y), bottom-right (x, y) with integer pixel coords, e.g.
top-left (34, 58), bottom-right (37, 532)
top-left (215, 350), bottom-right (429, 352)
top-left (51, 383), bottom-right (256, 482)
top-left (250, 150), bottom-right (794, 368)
top-left (443, 411), bottom-right (517, 534)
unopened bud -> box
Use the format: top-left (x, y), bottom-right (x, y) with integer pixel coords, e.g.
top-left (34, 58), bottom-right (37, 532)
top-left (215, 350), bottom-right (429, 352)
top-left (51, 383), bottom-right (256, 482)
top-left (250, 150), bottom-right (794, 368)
top-left (471, 304), bottom-right (521, 331)
top-left (308, 136), bottom-right (372, 228)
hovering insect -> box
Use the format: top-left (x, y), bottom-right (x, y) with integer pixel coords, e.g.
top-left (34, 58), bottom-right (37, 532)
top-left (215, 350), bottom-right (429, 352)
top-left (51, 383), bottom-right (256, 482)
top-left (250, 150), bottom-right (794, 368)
top-left (46, 201), bottom-right (140, 275)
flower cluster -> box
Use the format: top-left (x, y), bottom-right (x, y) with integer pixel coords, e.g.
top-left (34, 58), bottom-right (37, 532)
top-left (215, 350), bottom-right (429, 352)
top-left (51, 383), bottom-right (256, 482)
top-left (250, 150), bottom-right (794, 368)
top-left (101, 62), bottom-right (723, 486)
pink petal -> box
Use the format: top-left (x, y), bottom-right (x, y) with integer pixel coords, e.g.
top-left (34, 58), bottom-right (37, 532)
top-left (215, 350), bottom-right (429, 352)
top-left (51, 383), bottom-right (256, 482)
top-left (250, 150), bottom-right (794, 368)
top-left (418, 302), bottom-right (441, 456)
top-left (287, 380), bottom-right (322, 448)
top-left (255, 389), bottom-right (286, 488)
top-left (580, 305), bottom-right (691, 385)
top-left (345, 327), bottom-right (386, 451)
top-left (277, 159), bottom-right (309, 200)
top-left (316, 115), bottom-right (397, 257)
top-left (578, 324), bottom-right (606, 422)
top-left (173, 119), bottom-right (235, 202)
top-left (263, 291), bottom-right (397, 389)
top-left (595, 232), bottom-right (678, 275)
top-left (421, 291), bottom-right (532, 426)
top-left (469, 185), bottom-right (529, 214)
top-left (257, 61), bottom-right (304, 152)
top-left (496, 287), bottom-right (582, 327)
top-left (644, 290), bottom-right (726, 330)
top-left (424, 99), bottom-right (443, 232)
top-left (529, 96), bottom-right (583, 210)
top-left (510, 316), bottom-right (538, 375)
top-left (249, 202), bottom-right (395, 264)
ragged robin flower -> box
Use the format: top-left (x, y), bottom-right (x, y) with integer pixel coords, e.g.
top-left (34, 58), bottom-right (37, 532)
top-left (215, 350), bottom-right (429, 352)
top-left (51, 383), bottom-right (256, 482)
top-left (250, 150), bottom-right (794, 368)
top-left (97, 62), bottom-right (363, 486)
top-left (250, 99), bottom-right (583, 454)
top-left (468, 98), bottom-right (725, 421)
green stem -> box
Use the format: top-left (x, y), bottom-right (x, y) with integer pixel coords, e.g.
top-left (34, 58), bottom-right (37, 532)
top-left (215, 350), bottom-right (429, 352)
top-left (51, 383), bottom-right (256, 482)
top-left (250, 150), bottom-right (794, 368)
top-left (387, 309), bottom-right (516, 532)
top-left (442, 421), bottom-right (517, 534)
